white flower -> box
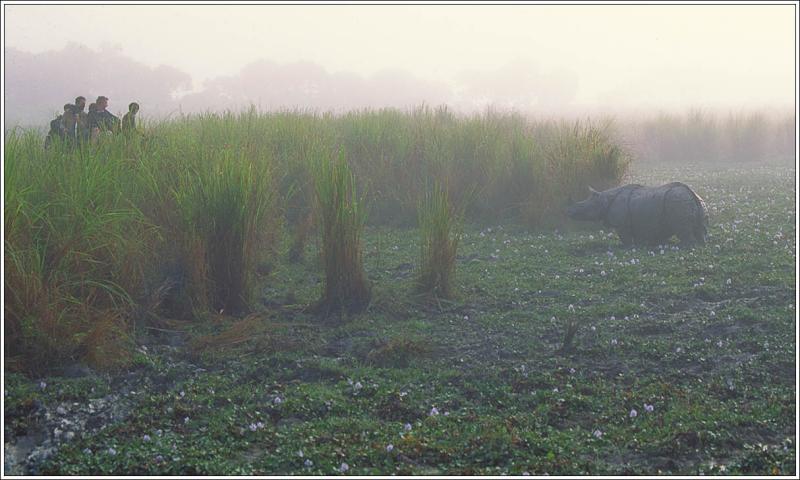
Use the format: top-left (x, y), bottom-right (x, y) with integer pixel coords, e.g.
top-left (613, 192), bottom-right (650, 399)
top-left (143, 434), bottom-right (151, 442)
top-left (610, 315), bottom-right (616, 321)
top-left (107, 447), bottom-right (117, 456)
top-left (710, 310), bottom-right (716, 317)
top-left (82, 448), bottom-right (92, 455)
top-left (568, 304), bottom-right (575, 312)
top-left (339, 462), bottom-right (349, 473)
top-left (304, 459), bottom-right (313, 467)
top-left (273, 396), bottom-right (283, 405)
top-left (629, 409), bottom-right (638, 418)
top-left (569, 368), bottom-right (576, 374)
top-left (386, 444), bottom-right (394, 452)
top-left (717, 340), bottom-right (724, 348)
top-left (593, 429), bottom-right (603, 438)
top-left (404, 423), bottom-right (412, 431)
top-left (611, 339), bottom-right (618, 345)
top-left (644, 403), bottom-right (654, 413)
top-left (257, 422), bottom-right (264, 429)
top-left (179, 391), bottom-right (185, 398)
top-left (601, 270), bottom-right (607, 277)
top-left (726, 278), bottom-right (732, 285)
top-left (522, 472), bottom-right (530, 476)
top-left (354, 382), bottom-right (363, 390)
top-left (184, 416), bottom-right (190, 424)
top-left (297, 449), bottom-right (304, 457)
top-left (39, 381), bottom-right (47, 390)
top-left (429, 407), bottom-right (440, 416)
top-left (249, 423), bottom-right (258, 432)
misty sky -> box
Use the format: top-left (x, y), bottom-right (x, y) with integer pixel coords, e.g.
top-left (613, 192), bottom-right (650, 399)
top-left (3, 3), bottom-right (796, 125)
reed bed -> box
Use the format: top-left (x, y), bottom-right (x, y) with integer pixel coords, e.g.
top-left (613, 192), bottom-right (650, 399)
top-left (624, 109), bottom-right (795, 165)
top-left (4, 106), bottom-right (629, 371)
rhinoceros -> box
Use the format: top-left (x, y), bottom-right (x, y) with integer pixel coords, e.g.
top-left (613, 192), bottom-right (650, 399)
top-left (566, 182), bottom-right (708, 246)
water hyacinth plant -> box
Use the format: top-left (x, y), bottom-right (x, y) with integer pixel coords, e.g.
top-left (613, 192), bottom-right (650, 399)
top-left (416, 182), bottom-right (463, 299)
top-left (312, 148), bottom-right (370, 313)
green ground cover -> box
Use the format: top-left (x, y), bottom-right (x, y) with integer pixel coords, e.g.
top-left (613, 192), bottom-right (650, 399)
top-left (4, 163), bottom-right (795, 475)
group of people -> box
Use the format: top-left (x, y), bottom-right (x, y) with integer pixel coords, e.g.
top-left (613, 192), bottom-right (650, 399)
top-left (45, 95), bottom-right (140, 148)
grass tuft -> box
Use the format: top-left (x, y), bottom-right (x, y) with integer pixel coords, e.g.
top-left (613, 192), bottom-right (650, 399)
top-left (173, 150), bottom-right (279, 315)
top-left (416, 182), bottom-right (463, 299)
top-left (312, 148), bottom-right (371, 314)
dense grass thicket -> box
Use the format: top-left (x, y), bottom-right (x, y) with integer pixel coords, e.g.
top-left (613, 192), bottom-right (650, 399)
top-left (623, 110), bottom-right (795, 165)
top-left (4, 107), bottom-right (629, 372)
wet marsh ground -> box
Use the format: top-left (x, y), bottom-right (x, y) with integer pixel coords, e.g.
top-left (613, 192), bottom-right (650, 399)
top-left (3, 163), bottom-right (796, 475)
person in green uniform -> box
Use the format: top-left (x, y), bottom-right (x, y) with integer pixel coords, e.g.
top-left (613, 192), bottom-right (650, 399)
top-left (121, 102), bottom-right (139, 134)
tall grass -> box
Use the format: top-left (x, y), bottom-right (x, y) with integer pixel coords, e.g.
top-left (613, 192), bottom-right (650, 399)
top-left (5, 106), bottom-right (629, 371)
top-left (4, 133), bottom-right (152, 373)
top-left (626, 109), bottom-right (795, 164)
top-left (416, 182), bottom-right (463, 299)
top-left (173, 150), bottom-right (278, 315)
top-left (311, 149), bottom-right (371, 313)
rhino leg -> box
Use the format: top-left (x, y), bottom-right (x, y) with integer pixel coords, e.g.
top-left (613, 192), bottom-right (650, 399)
top-left (617, 228), bottom-right (634, 247)
top-left (676, 225), bottom-right (699, 247)
top-left (693, 220), bottom-right (707, 245)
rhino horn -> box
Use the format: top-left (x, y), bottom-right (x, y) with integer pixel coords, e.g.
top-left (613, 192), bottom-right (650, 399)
top-left (588, 185), bottom-right (599, 194)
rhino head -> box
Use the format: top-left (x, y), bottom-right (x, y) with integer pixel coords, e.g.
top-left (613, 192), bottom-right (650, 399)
top-left (566, 186), bottom-right (608, 221)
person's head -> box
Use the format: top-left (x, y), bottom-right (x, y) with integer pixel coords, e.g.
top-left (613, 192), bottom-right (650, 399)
top-left (128, 102), bottom-right (139, 114)
top-left (96, 96), bottom-right (109, 110)
top-left (63, 104), bottom-right (76, 115)
top-left (88, 103), bottom-right (97, 113)
top-left (75, 96), bottom-right (86, 110)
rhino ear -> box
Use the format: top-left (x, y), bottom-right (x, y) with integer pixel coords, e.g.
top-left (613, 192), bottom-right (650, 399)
top-left (588, 186), bottom-right (599, 194)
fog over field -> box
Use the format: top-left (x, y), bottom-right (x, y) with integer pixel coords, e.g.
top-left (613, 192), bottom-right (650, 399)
top-left (3, 4), bottom-right (795, 127)
top-left (2, 3), bottom-right (797, 477)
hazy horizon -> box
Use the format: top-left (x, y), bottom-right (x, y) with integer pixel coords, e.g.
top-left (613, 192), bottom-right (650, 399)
top-left (3, 3), bottom-right (796, 127)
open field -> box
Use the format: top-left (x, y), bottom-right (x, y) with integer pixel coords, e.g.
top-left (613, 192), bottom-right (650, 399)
top-left (4, 162), bottom-right (795, 475)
